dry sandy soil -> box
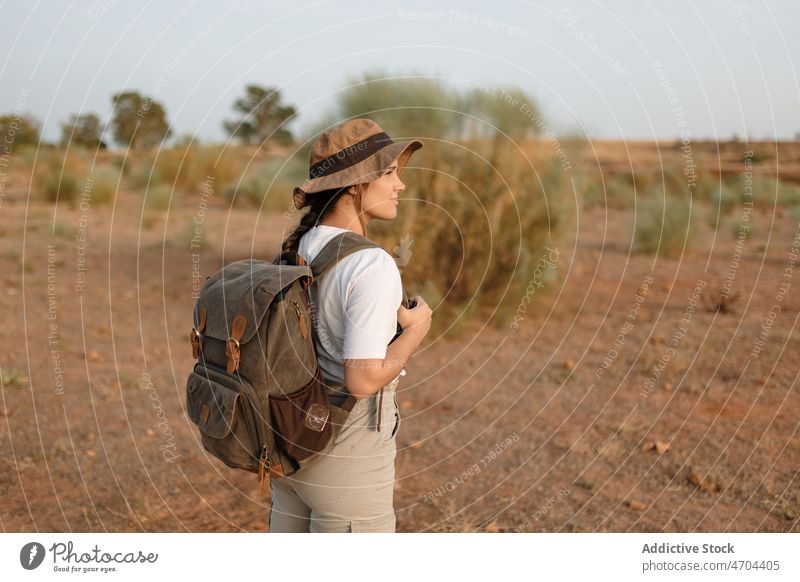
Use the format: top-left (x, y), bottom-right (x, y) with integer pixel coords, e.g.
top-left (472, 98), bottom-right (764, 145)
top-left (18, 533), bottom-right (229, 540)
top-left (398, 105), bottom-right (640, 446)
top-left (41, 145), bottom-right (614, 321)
top-left (1, 144), bottom-right (798, 533)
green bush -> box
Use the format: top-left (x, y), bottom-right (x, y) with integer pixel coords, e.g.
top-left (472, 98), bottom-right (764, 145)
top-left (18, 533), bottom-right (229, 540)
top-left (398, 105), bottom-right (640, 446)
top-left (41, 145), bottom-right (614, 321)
top-left (778, 181), bottom-right (800, 207)
top-left (88, 165), bottom-right (122, 205)
top-left (34, 149), bottom-right (86, 204)
top-left (43, 172), bottom-right (80, 204)
top-left (129, 157), bottom-right (162, 190)
top-left (141, 184), bottom-right (172, 211)
top-left (366, 140), bottom-right (566, 335)
top-left (223, 155), bottom-right (306, 210)
top-left (633, 190), bottom-right (695, 257)
top-left (730, 215), bottom-right (756, 240)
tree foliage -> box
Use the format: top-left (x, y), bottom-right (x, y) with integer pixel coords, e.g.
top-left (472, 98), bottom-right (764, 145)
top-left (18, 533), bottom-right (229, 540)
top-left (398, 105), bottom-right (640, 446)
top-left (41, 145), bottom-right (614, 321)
top-left (223, 84), bottom-right (296, 146)
top-left (110, 91), bottom-right (172, 149)
top-left (0, 114), bottom-right (41, 151)
top-left (60, 112), bottom-right (106, 149)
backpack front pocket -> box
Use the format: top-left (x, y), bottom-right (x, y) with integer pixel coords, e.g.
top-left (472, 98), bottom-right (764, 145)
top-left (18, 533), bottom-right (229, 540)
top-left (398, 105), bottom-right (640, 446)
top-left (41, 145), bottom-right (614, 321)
top-left (186, 367), bottom-right (261, 472)
top-left (269, 373), bottom-right (334, 465)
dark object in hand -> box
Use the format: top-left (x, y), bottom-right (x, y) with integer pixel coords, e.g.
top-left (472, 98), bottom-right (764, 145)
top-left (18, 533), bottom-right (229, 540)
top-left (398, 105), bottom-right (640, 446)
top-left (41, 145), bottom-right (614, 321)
top-left (390, 296), bottom-right (417, 344)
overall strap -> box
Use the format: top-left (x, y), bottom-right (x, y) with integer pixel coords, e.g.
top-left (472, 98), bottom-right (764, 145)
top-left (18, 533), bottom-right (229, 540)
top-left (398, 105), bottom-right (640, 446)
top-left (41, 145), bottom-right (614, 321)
top-left (308, 230), bottom-right (409, 429)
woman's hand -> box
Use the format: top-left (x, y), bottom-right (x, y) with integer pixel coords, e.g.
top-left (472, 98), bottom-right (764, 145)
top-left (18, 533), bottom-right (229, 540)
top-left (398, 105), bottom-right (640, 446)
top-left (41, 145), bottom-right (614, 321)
top-left (397, 295), bottom-right (432, 337)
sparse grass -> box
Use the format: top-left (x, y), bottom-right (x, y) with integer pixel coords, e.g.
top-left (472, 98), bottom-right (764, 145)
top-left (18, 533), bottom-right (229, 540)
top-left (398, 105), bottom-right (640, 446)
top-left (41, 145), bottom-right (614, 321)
top-left (222, 155), bottom-right (306, 210)
top-left (33, 149), bottom-right (87, 205)
top-left (141, 184), bottom-right (172, 211)
top-left (576, 172), bottom-right (633, 209)
top-left (42, 171), bottom-right (80, 204)
top-left (705, 181), bottom-right (739, 229)
top-left (726, 173), bottom-right (777, 206)
top-left (3, 248), bottom-right (22, 261)
top-left (632, 190), bottom-right (695, 258)
top-left (188, 145), bottom-right (250, 191)
top-left (50, 221), bottom-right (78, 238)
top-left (166, 217), bottom-right (212, 251)
top-left (730, 215), bottom-right (756, 240)
top-left (146, 145), bottom-right (252, 197)
top-left (129, 157), bottom-right (162, 190)
top-left (778, 181), bottom-right (800, 207)
top-left (0, 365), bottom-right (29, 388)
top-left (87, 165), bottom-right (122, 205)
top-left (154, 147), bottom-right (194, 192)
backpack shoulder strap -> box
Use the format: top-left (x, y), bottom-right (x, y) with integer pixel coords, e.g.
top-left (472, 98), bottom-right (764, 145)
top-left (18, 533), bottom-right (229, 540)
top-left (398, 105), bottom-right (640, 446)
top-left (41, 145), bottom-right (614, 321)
top-left (309, 231), bottom-right (380, 279)
top-left (308, 231), bottom-right (412, 308)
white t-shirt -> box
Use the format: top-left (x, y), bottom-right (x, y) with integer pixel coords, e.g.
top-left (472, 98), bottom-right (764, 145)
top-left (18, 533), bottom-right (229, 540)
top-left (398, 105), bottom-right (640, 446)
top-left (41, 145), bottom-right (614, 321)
top-left (298, 225), bottom-right (406, 387)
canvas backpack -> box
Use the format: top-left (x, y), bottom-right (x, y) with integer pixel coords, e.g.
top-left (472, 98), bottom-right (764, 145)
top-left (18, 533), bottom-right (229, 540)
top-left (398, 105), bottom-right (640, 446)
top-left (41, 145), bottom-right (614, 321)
top-left (185, 230), bottom-right (410, 496)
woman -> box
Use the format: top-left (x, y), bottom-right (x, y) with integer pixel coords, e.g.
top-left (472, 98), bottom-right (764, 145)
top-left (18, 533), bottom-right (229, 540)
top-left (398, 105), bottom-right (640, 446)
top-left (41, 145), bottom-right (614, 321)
top-left (270, 118), bottom-right (432, 532)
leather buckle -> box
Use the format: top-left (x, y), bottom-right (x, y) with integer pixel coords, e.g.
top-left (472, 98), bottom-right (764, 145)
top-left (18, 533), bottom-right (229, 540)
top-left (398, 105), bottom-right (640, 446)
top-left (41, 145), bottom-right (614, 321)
top-left (190, 328), bottom-right (202, 358)
top-left (225, 337), bottom-right (240, 373)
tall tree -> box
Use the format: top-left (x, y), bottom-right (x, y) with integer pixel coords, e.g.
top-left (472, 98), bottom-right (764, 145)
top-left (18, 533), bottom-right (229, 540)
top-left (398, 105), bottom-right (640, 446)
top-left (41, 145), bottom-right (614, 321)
top-left (60, 112), bottom-right (106, 149)
top-left (223, 85), bottom-right (295, 146)
top-left (110, 91), bottom-right (172, 149)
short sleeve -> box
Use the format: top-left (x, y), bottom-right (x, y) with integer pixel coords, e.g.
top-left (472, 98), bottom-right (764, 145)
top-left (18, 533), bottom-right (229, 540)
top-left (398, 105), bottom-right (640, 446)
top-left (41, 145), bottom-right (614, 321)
top-left (342, 252), bottom-right (403, 360)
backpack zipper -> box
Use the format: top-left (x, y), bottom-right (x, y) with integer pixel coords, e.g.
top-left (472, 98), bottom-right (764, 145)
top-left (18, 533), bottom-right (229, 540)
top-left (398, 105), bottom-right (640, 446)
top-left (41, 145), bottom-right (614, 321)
top-left (293, 301), bottom-right (309, 339)
top-left (258, 444), bottom-right (270, 496)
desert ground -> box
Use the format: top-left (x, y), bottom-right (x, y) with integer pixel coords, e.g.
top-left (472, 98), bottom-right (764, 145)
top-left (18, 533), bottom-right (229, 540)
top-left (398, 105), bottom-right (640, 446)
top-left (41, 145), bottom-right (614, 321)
top-left (1, 140), bottom-right (798, 532)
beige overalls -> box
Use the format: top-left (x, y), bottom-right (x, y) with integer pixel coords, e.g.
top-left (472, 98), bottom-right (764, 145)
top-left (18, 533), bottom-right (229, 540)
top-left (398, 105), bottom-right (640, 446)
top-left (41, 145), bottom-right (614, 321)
top-left (268, 372), bottom-right (403, 532)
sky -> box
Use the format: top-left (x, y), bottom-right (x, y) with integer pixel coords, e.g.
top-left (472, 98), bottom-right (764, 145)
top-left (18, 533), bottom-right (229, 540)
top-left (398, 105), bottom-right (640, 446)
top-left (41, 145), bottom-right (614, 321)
top-left (1, 0), bottom-right (798, 145)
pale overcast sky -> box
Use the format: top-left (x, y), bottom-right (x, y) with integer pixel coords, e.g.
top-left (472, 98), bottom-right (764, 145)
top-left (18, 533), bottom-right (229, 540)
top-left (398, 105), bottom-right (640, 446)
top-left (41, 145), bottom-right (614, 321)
top-left (2, 0), bottom-right (798, 144)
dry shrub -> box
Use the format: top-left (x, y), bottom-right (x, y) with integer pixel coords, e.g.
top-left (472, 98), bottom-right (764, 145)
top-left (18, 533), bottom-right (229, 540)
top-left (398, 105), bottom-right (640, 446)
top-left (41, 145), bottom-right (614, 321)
top-left (154, 147), bottom-right (194, 192)
top-left (370, 139), bottom-right (567, 336)
top-left (632, 188), bottom-right (696, 258)
top-left (128, 154), bottom-right (161, 190)
top-left (140, 183), bottom-right (172, 211)
top-left (188, 145), bottom-right (250, 190)
top-left (222, 154), bottom-right (306, 210)
top-left (88, 164), bottom-right (122, 205)
top-left (33, 148), bottom-right (89, 205)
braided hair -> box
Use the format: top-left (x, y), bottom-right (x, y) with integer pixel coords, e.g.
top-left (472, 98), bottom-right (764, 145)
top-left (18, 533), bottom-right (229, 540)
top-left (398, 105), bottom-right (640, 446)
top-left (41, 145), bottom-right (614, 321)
top-left (281, 183), bottom-right (366, 255)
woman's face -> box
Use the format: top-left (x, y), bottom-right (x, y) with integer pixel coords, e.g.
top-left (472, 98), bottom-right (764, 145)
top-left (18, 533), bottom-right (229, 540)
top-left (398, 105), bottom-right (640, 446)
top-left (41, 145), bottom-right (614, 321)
top-left (360, 157), bottom-right (405, 220)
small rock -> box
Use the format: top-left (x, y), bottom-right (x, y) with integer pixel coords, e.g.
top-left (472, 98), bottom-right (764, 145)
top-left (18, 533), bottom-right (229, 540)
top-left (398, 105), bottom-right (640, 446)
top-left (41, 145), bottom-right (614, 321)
top-left (400, 401), bottom-right (413, 411)
top-left (85, 450), bottom-right (96, 458)
top-left (564, 359), bottom-right (576, 370)
top-left (146, 428), bottom-right (156, 437)
top-left (87, 350), bottom-right (102, 363)
top-left (484, 520), bottom-right (500, 532)
top-left (626, 499), bottom-right (647, 511)
top-left (688, 471), bottom-right (720, 493)
top-left (644, 440), bottom-right (670, 454)
top-left (409, 441), bottom-right (423, 450)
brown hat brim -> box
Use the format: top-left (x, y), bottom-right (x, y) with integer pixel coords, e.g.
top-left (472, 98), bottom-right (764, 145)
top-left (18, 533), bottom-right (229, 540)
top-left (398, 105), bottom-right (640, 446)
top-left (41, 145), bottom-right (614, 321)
top-left (293, 139), bottom-right (422, 209)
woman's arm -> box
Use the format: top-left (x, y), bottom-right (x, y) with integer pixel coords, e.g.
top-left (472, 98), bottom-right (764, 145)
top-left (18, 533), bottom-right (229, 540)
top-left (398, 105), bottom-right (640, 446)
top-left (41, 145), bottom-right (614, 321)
top-left (343, 323), bottom-right (426, 398)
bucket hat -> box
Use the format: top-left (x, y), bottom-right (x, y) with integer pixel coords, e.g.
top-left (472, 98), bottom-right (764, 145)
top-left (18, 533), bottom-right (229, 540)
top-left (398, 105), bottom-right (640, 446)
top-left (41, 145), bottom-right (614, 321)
top-left (293, 118), bottom-right (423, 210)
